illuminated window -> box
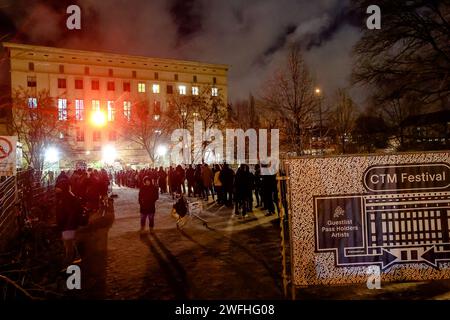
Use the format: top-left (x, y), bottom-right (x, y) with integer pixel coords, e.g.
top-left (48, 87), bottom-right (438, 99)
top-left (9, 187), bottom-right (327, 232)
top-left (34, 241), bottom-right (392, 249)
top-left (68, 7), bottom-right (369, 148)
top-left (211, 87), bottom-right (218, 97)
top-left (75, 99), bottom-right (84, 121)
top-left (28, 97), bottom-right (37, 108)
top-left (192, 86), bottom-right (199, 95)
top-left (75, 79), bottom-right (83, 89)
top-left (178, 85), bottom-right (187, 95)
top-left (92, 100), bottom-right (100, 111)
top-left (76, 128), bottom-right (84, 142)
top-left (138, 82), bottom-right (146, 93)
top-left (57, 99), bottom-right (67, 121)
top-left (152, 84), bottom-right (160, 94)
top-left (58, 78), bottom-right (67, 89)
top-left (123, 101), bottom-right (131, 120)
top-left (107, 101), bottom-right (115, 121)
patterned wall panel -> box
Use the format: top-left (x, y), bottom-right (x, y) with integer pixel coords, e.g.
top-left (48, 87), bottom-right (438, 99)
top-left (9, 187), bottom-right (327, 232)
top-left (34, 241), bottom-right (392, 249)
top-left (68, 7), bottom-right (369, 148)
top-left (285, 152), bottom-right (450, 286)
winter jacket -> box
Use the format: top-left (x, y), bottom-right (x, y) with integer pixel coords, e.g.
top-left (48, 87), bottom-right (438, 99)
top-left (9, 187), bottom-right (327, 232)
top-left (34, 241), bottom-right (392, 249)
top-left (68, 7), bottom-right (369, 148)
top-left (139, 184), bottom-right (159, 214)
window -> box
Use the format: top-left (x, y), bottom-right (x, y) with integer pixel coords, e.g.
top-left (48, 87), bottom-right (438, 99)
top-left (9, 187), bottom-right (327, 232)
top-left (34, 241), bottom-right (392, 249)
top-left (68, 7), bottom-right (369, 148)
top-left (93, 131), bottom-right (101, 142)
top-left (109, 130), bottom-right (117, 141)
top-left (213, 77), bottom-right (217, 84)
top-left (92, 100), bottom-right (100, 111)
top-left (123, 101), bottom-right (131, 120)
top-left (174, 74), bottom-right (178, 81)
top-left (59, 64), bottom-right (64, 73)
top-left (152, 84), bottom-right (160, 94)
top-left (28, 97), bottom-right (37, 108)
top-left (27, 76), bottom-right (36, 87)
top-left (138, 82), bottom-right (146, 92)
top-left (154, 72), bottom-right (159, 80)
top-left (132, 70), bottom-right (137, 78)
top-left (107, 101), bottom-right (115, 121)
top-left (84, 66), bottom-right (90, 75)
top-left (107, 81), bottom-right (115, 91)
top-left (28, 62), bottom-right (34, 71)
top-left (91, 80), bottom-right (100, 90)
top-left (193, 75), bottom-right (197, 83)
top-left (123, 82), bottom-right (130, 92)
top-left (76, 128), bottom-right (85, 142)
top-left (75, 99), bottom-right (84, 121)
top-left (166, 85), bottom-right (173, 94)
top-left (108, 68), bottom-right (113, 77)
top-left (75, 79), bottom-right (83, 89)
top-left (178, 85), bottom-right (187, 95)
top-left (192, 86), bottom-right (199, 95)
top-left (153, 101), bottom-right (161, 121)
top-left (58, 78), bottom-right (67, 89)
top-left (57, 99), bottom-right (67, 121)
top-left (211, 87), bottom-right (218, 97)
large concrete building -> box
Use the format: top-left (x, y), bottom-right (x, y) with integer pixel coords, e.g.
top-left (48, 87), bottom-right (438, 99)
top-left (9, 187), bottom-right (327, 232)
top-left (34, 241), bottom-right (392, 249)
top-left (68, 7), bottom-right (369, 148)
top-left (2, 42), bottom-right (228, 169)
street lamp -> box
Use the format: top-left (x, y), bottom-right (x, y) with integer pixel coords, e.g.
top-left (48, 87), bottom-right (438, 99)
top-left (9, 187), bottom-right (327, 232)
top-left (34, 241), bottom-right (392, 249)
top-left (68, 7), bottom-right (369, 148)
top-left (91, 110), bottom-right (107, 127)
top-left (102, 145), bottom-right (117, 165)
top-left (315, 87), bottom-right (323, 155)
top-left (45, 147), bottom-right (59, 163)
top-left (156, 145), bottom-right (168, 157)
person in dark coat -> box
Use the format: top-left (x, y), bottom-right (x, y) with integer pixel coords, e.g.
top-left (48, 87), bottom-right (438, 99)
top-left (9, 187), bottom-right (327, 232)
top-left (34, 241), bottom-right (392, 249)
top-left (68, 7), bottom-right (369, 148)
top-left (158, 167), bottom-right (167, 193)
top-left (138, 176), bottom-right (159, 233)
top-left (186, 165), bottom-right (195, 197)
top-left (234, 164), bottom-right (251, 217)
top-left (56, 179), bottom-right (83, 266)
top-left (220, 163), bottom-right (234, 207)
top-left (254, 164), bottom-right (262, 207)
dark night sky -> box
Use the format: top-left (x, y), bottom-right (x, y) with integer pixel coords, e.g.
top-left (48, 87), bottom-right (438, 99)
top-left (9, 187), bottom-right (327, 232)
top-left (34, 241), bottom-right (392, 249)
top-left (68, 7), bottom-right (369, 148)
top-left (0, 0), bottom-right (365, 103)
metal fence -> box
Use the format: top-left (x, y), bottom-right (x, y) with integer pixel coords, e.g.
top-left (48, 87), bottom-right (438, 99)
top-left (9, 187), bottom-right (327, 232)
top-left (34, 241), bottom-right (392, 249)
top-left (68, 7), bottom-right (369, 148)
top-left (0, 176), bottom-right (18, 251)
top-left (0, 170), bottom-right (56, 251)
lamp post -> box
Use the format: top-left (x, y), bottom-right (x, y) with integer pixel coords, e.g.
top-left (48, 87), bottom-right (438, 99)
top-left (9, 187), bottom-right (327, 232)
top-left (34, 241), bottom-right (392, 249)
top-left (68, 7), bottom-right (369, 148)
top-left (315, 88), bottom-right (323, 155)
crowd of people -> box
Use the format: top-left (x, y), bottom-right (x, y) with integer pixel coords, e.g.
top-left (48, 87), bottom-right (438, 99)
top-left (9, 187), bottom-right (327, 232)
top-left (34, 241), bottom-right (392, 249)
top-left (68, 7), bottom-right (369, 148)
top-left (115, 163), bottom-right (280, 218)
top-left (53, 163), bottom-right (279, 265)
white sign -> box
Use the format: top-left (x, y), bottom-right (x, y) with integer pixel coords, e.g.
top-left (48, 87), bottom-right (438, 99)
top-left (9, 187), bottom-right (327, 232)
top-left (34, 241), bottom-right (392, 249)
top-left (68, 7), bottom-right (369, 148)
top-left (0, 136), bottom-right (17, 176)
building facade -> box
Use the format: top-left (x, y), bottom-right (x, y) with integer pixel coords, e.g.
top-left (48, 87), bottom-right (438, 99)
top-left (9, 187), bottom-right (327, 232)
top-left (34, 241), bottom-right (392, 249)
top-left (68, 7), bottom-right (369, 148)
top-left (2, 42), bottom-right (228, 169)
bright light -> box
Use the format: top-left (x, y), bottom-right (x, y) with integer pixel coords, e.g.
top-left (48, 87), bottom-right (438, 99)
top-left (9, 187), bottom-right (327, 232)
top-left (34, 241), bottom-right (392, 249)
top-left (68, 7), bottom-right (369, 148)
top-left (85, 150), bottom-right (90, 155)
top-left (91, 110), bottom-right (107, 127)
top-left (45, 147), bottom-right (59, 163)
top-left (102, 145), bottom-right (117, 164)
top-left (315, 88), bottom-right (321, 94)
top-left (156, 145), bottom-right (167, 157)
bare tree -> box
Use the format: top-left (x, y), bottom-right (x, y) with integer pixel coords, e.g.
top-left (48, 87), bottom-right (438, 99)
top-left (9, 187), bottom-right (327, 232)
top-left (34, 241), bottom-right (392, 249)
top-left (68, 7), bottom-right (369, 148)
top-left (9, 87), bottom-right (72, 173)
top-left (261, 44), bottom-right (318, 155)
top-left (330, 89), bottom-right (358, 154)
top-left (352, 0), bottom-right (450, 106)
top-left (167, 85), bottom-right (227, 163)
top-left (116, 98), bottom-right (171, 165)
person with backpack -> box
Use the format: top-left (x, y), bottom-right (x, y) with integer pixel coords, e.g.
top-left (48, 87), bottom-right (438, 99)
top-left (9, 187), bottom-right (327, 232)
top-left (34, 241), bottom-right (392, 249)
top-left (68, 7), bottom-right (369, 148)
top-left (138, 176), bottom-right (159, 234)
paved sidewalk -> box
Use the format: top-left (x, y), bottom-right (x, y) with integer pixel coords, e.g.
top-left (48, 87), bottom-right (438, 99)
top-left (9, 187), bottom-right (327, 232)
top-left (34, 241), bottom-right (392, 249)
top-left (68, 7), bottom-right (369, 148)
top-left (77, 186), bottom-right (283, 299)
